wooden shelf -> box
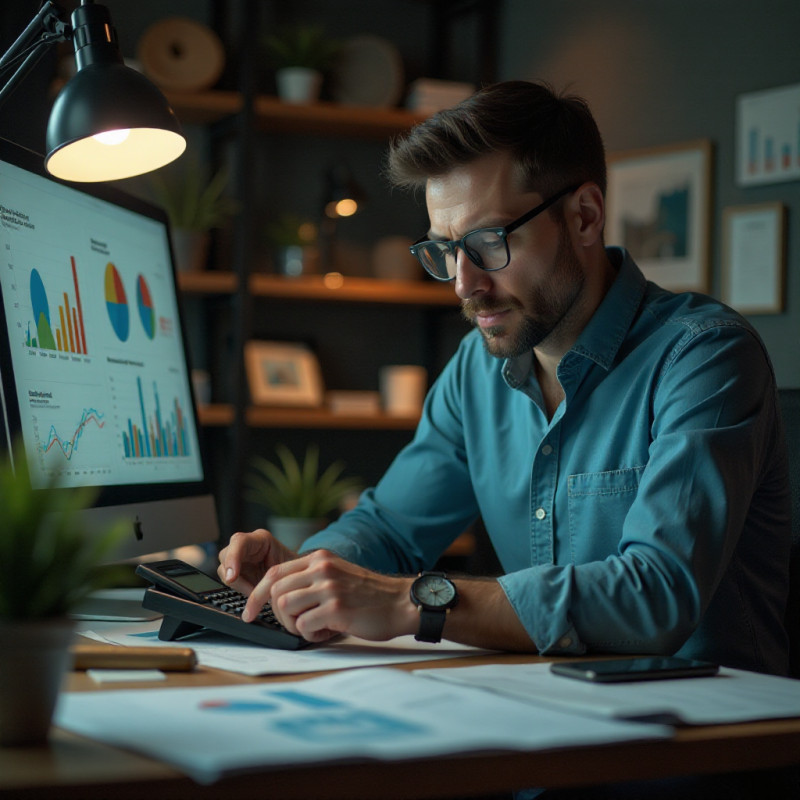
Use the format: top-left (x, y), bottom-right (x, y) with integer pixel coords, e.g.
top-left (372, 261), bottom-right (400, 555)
top-left (166, 90), bottom-right (426, 138)
top-left (178, 272), bottom-right (459, 306)
top-left (197, 403), bottom-right (419, 430)
top-left (196, 403), bottom-right (235, 426)
top-left (248, 274), bottom-right (458, 305)
top-left (247, 407), bottom-right (419, 429)
top-left (177, 271), bottom-right (237, 294)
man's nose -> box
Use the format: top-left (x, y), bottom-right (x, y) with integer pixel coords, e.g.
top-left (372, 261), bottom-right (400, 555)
top-left (454, 249), bottom-right (491, 300)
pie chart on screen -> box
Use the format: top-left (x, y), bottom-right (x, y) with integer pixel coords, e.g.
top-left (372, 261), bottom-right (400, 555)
top-left (136, 274), bottom-right (156, 339)
top-left (104, 262), bottom-right (129, 342)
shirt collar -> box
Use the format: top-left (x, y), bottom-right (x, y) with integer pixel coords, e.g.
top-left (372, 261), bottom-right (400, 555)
top-left (502, 247), bottom-right (647, 387)
top-left (569, 247), bottom-right (647, 371)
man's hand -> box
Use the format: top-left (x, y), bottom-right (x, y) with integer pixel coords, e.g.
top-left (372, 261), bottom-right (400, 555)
top-left (217, 529), bottom-right (297, 595)
top-left (218, 530), bottom-right (536, 651)
top-left (241, 549), bottom-right (417, 644)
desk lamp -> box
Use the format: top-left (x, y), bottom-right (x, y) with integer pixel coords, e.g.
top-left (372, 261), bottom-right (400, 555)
top-left (0, 0), bottom-right (186, 182)
top-left (319, 164), bottom-right (365, 271)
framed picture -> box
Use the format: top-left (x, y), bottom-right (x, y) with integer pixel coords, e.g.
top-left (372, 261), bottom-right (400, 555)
top-left (606, 140), bottom-right (713, 293)
top-left (721, 203), bottom-right (786, 315)
top-left (735, 82), bottom-right (800, 186)
top-left (244, 341), bottom-right (324, 407)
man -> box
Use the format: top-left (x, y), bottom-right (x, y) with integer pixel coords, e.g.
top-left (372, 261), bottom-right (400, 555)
top-left (220, 81), bottom-right (790, 677)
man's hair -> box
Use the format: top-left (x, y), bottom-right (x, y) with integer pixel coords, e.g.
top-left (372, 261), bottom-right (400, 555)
top-left (386, 81), bottom-right (606, 199)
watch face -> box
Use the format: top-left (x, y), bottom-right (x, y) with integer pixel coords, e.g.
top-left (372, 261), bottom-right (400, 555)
top-left (414, 574), bottom-right (456, 608)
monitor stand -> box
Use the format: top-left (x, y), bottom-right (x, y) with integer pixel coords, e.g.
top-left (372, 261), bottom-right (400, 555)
top-left (70, 546), bottom-right (212, 622)
top-left (70, 588), bottom-right (161, 622)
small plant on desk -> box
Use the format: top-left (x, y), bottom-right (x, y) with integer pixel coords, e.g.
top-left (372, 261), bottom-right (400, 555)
top-left (0, 440), bottom-right (126, 745)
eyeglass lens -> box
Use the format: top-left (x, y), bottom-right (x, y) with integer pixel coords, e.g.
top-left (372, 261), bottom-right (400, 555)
top-left (415, 229), bottom-right (509, 280)
top-left (410, 184), bottom-right (579, 281)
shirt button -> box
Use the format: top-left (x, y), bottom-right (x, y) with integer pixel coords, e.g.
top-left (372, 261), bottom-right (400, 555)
top-left (535, 507), bottom-right (546, 520)
top-left (541, 444), bottom-right (553, 455)
top-left (559, 636), bottom-right (573, 648)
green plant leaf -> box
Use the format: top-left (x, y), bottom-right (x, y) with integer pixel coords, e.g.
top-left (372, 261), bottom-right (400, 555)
top-left (244, 444), bottom-right (361, 519)
top-left (0, 440), bottom-right (128, 620)
top-left (263, 25), bottom-right (340, 70)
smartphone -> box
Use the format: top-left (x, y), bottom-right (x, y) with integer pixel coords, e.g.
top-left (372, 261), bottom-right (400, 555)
top-left (550, 656), bottom-right (719, 683)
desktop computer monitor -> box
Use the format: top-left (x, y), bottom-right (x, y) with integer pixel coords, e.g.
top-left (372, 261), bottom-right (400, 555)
top-left (0, 137), bottom-right (219, 568)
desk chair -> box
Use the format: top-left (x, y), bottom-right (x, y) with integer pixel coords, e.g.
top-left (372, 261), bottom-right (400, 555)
top-left (778, 388), bottom-right (800, 679)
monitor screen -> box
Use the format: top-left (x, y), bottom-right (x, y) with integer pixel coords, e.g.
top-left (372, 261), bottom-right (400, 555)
top-left (0, 137), bottom-right (218, 563)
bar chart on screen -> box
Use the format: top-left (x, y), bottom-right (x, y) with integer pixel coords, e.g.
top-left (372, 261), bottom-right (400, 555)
top-left (114, 375), bottom-right (192, 460)
top-left (4, 249), bottom-right (91, 356)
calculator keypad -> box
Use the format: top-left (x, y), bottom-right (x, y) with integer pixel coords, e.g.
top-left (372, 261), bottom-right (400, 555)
top-left (206, 588), bottom-right (283, 628)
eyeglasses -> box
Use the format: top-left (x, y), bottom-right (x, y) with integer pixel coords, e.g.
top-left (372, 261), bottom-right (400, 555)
top-left (409, 184), bottom-right (580, 281)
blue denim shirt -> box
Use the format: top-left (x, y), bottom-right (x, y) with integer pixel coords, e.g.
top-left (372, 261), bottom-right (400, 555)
top-left (302, 248), bottom-right (791, 675)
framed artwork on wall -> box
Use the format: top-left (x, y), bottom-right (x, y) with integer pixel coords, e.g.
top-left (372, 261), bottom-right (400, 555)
top-left (606, 140), bottom-right (713, 293)
top-left (735, 83), bottom-right (800, 187)
top-left (721, 203), bottom-right (786, 315)
top-left (245, 341), bottom-right (324, 407)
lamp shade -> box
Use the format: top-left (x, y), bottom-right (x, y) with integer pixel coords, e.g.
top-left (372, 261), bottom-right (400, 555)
top-left (45, 62), bottom-right (186, 182)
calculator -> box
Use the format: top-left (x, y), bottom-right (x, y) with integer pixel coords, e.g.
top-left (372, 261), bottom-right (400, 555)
top-left (136, 559), bottom-right (308, 650)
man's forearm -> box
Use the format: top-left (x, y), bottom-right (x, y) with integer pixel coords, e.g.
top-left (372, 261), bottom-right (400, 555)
top-left (430, 576), bottom-right (537, 651)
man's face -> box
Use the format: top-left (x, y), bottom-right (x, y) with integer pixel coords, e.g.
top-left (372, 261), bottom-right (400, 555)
top-left (425, 152), bottom-right (586, 360)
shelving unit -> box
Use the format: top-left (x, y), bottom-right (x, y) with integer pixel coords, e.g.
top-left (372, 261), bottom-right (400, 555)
top-left (179, 271), bottom-right (458, 305)
top-left (184, 272), bottom-right (457, 431)
top-left (165, 0), bottom-right (487, 544)
top-left (169, 90), bottom-right (460, 442)
top-left (166, 90), bottom-right (427, 138)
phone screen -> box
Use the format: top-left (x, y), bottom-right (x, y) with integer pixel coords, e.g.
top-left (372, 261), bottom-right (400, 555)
top-left (550, 656), bottom-right (719, 683)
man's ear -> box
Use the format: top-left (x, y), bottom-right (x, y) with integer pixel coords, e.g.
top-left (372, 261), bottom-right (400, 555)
top-left (569, 183), bottom-right (605, 248)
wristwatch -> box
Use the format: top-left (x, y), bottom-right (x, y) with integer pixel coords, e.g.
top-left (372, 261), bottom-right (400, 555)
top-left (409, 571), bottom-right (458, 643)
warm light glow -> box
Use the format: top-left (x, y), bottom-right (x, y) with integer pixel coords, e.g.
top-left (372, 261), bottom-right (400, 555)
top-left (46, 128), bottom-right (186, 182)
top-left (323, 271), bottom-right (345, 289)
top-left (335, 198), bottom-right (358, 217)
top-left (324, 198), bottom-right (358, 219)
top-left (92, 129), bottom-right (130, 146)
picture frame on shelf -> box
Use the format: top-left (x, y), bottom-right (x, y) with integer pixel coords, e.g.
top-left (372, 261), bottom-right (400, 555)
top-left (245, 341), bottom-right (324, 407)
top-left (721, 202), bottom-right (786, 315)
top-left (606, 140), bottom-right (713, 293)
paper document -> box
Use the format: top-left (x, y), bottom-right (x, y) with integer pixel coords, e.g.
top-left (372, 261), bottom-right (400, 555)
top-left (417, 662), bottom-right (800, 725)
top-left (79, 623), bottom-right (492, 676)
top-left (56, 666), bottom-right (671, 783)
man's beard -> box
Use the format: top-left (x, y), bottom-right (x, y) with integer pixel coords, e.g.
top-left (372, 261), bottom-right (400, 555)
top-left (461, 225), bottom-right (584, 360)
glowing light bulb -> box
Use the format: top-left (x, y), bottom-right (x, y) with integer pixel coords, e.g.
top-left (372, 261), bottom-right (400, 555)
top-left (93, 129), bottom-right (131, 146)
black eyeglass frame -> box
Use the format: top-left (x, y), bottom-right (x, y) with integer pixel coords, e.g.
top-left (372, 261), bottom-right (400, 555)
top-left (409, 183), bottom-right (581, 281)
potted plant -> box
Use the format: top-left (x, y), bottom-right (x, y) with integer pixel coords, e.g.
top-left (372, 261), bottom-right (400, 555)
top-left (245, 443), bottom-right (361, 550)
top-left (0, 442), bottom-right (126, 745)
top-left (265, 213), bottom-right (319, 277)
top-left (263, 25), bottom-right (340, 103)
top-left (148, 159), bottom-right (237, 272)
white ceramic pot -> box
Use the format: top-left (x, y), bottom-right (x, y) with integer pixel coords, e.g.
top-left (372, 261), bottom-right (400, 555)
top-left (275, 67), bottom-right (322, 104)
top-left (268, 517), bottom-right (327, 551)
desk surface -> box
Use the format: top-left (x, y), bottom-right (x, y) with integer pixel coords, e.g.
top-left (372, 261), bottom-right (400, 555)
top-left (3, 653), bottom-right (800, 799)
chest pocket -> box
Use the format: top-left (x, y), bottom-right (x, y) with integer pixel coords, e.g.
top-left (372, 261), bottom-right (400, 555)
top-left (567, 467), bottom-right (645, 562)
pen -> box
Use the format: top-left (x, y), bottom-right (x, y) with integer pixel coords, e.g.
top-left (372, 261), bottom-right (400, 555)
top-left (71, 644), bottom-right (197, 671)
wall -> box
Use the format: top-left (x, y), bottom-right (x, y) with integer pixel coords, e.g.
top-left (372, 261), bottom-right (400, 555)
top-left (498, 0), bottom-right (800, 386)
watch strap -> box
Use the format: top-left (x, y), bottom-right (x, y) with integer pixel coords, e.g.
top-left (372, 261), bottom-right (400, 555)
top-left (416, 607), bottom-right (447, 644)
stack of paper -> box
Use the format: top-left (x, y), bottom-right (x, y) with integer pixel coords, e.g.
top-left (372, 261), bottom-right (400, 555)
top-left (56, 667), bottom-right (671, 783)
top-left (417, 662), bottom-right (800, 725)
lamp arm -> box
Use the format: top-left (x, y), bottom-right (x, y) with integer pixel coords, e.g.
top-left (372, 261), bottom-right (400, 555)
top-left (0, 1), bottom-right (71, 108)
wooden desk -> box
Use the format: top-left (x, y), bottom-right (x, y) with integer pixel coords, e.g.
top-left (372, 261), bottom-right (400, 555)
top-left (3, 654), bottom-right (800, 799)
